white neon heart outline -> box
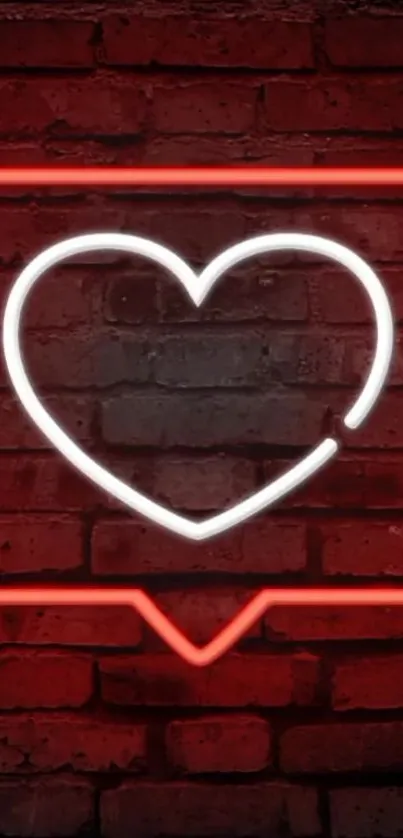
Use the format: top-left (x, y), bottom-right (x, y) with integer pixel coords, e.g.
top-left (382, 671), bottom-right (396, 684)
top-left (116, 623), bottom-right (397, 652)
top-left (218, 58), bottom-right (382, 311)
top-left (2, 232), bottom-right (394, 541)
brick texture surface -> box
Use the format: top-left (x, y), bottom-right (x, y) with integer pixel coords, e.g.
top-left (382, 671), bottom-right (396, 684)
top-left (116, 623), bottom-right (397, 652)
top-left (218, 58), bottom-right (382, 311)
top-left (0, 2), bottom-right (402, 837)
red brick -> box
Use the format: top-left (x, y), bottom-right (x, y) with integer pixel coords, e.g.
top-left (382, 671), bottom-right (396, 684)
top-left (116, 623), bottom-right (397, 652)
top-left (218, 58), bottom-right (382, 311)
top-left (0, 395), bottom-right (94, 448)
top-left (152, 82), bottom-right (257, 134)
top-left (92, 518), bottom-right (244, 575)
top-left (142, 134), bottom-right (314, 167)
top-left (357, 405), bottom-right (403, 455)
top-left (101, 781), bottom-right (319, 838)
top-left (30, 139), bottom-right (122, 167)
top-left (322, 520), bottom-right (403, 576)
top-left (264, 331), bottom-right (351, 384)
top-left (0, 142), bottom-right (50, 166)
top-left (91, 517), bottom-right (306, 575)
top-left (245, 203), bottom-right (403, 263)
top-left (0, 777), bottom-right (94, 837)
top-left (0, 79), bottom-right (147, 135)
top-left (0, 265), bottom-right (97, 328)
top-left (263, 78), bottom-right (403, 132)
top-left (0, 514), bottom-right (83, 573)
top-left (154, 330), bottom-right (363, 388)
top-left (155, 332), bottom-right (268, 387)
top-left (98, 452), bottom-right (257, 514)
top-left (0, 714), bottom-right (146, 772)
top-left (101, 392), bottom-right (327, 448)
top-left (314, 266), bottom-right (403, 324)
top-left (104, 270), bottom-right (159, 324)
top-left (25, 333), bottom-right (151, 388)
top-left (264, 457), bottom-right (366, 510)
top-left (166, 715), bottom-right (271, 773)
top-left (0, 205), bottom-right (128, 265)
top-left (0, 20), bottom-right (95, 68)
top-left (281, 722), bottom-right (403, 774)
top-left (149, 590), bottom-right (261, 648)
top-left (103, 15), bottom-right (313, 69)
top-left (150, 456), bottom-right (256, 511)
top-left (362, 459), bottom-right (403, 509)
top-left (0, 605), bottom-right (142, 647)
top-left (241, 519), bottom-right (307, 573)
top-left (271, 456), bottom-right (403, 511)
top-left (0, 456), bottom-right (101, 512)
top-left (316, 138), bottom-right (403, 169)
top-left (0, 455), bottom-right (154, 513)
top-left (325, 18), bottom-right (403, 68)
top-left (265, 605), bottom-right (403, 642)
top-left (0, 652), bottom-right (93, 709)
top-left (343, 336), bottom-right (403, 389)
top-left (330, 787), bottom-right (403, 838)
top-left (100, 652), bottom-right (319, 707)
top-left (332, 655), bottom-right (403, 711)
top-left (16, 201), bottom-right (244, 264)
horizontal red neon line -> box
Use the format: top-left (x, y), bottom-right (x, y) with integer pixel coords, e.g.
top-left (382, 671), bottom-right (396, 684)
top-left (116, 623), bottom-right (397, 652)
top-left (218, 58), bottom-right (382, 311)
top-left (0, 167), bottom-right (403, 186)
top-left (1, 586), bottom-right (403, 667)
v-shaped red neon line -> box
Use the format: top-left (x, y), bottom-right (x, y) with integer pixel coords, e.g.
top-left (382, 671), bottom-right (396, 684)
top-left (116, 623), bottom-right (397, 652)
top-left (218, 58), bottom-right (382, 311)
top-left (0, 587), bottom-right (402, 666)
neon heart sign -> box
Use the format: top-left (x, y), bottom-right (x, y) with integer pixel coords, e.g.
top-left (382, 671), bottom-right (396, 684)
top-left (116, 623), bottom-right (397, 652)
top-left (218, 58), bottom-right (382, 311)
top-left (2, 230), bottom-right (394, 540)
top-left (0, 166), bottom-right (399, 667)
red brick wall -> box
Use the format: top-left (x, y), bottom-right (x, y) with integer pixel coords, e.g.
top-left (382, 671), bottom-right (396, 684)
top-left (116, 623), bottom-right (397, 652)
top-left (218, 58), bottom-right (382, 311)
top-left (0, 1), bottom-right (403, 836)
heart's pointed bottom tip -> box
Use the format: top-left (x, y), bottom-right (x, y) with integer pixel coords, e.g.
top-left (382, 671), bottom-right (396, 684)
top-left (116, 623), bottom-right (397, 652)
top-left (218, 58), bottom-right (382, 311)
top-left (151, 436), bottom-right (340, 544)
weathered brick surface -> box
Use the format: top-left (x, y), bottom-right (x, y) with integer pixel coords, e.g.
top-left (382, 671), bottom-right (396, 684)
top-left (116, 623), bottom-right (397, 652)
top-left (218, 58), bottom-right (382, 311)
top-left (0, 605), bottom-right (142, 647)
top-left (103, 16), bottom-right (314, 69)
top-left (153, 82), bottom-right (257, 134)
top-left (263, 78), bottom-right (403, 132)
top-left (281, 722), bottom-right (403, 774)
top-left (0, 4), bottom-right (402, 837)
top-left (321, 520), bottom-right (403, 576)
top-left (99, 653), bottom-right (319, 707)
top-left (0, 266), bottom-right (97, 328)
top-left (325, 18), bottom-right (403, 68)
top-left (101, 392), bottom-right (328, 448)
top-left (0, 777), bottom-right (94, 837)
top-left (0, 79), bottom-right (147, 136)
top-left (0, 396), bottom-right (95, 448)
top-left (265, 605), bottom-right (403, 641)
top-left (329, 787), bottom-right (403, 838)
top-left (332, 655), bottom-right (403, 711)
top-left (25, 333), bottom-right (152, 388)
top-left (0, 714), bottom-right (146, 772)
top-left (101, 781), bottom-right (320, 838)
top-left (0, 21), bottom-right (95, 68)
top-left (0, 514), bottom-right (83, 573)
top-left (166, 715), bottom-right (271, 773)
top-left (0, 652), bottom-right (93, 709)
top-left (92, 517), bottom-right (307, 575)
